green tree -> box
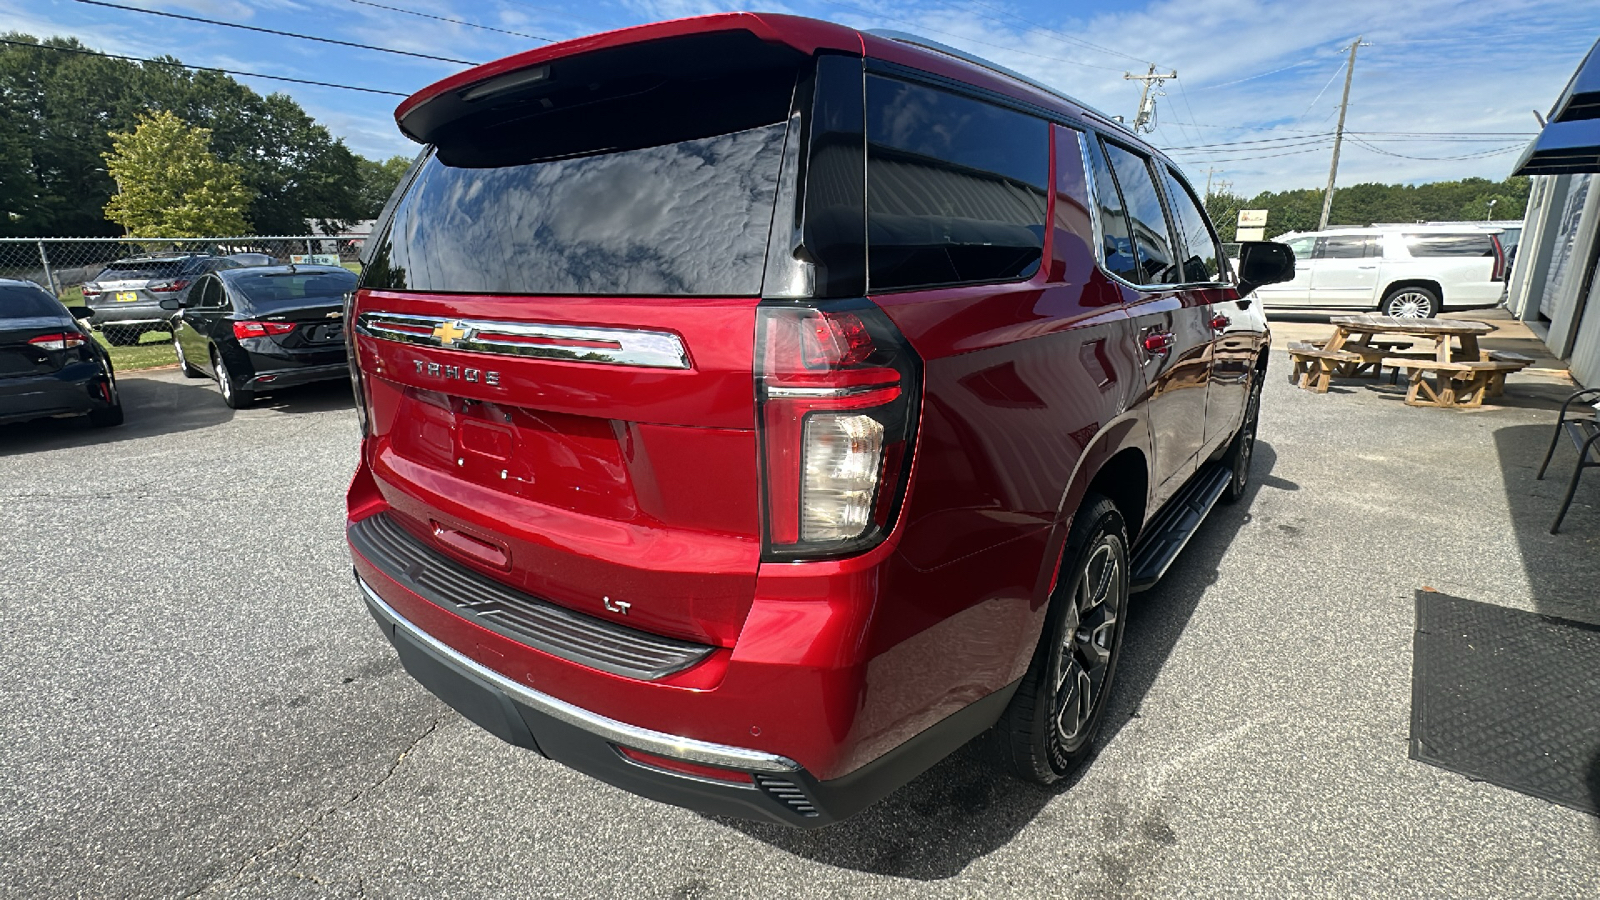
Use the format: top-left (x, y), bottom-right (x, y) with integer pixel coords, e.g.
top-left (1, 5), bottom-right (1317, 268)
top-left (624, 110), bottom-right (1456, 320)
top-left (103, 110), bottom-right (254, 236)
top-left (355, 154), bottom-right (414, 219)
top-left (0, 34), bottom-right (368, 236)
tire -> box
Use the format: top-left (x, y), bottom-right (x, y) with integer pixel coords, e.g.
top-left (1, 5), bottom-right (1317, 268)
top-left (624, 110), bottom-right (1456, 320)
top-left (1382, 286), bottom-right (1440, 319)
top-left (992, 495), bottom-right (1130, 784)
top-left (88, 371), bottom-right (123, 428)
top-left (1221, 374), bottom-right (1262, 504)
top-left (213, 351), bottom-right (253, 409)
top-left (173, 336), bottom-right (205, 378)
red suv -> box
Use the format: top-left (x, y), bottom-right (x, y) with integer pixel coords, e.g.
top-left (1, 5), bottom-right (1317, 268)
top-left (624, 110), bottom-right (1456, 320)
top-left (345, 13), bottom-right (1294, 827)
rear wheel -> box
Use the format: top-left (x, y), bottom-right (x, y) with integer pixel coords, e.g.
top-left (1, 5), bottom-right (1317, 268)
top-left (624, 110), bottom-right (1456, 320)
top-left (992, 495), bottom-right (1129, 784)
top-left (1382, 286), bottom-right (1439, 319)
top-left (1221, 374), bottom-right (1262, 504)
top-left (213, 351), bottom-right (253, 409)
top-left (173, 336), bottom-right (205, 378)
top-left (88, 370), bottom-right (123, 428)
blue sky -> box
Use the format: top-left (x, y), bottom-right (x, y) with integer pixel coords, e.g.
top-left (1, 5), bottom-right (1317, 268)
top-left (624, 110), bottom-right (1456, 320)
top-left (9, 0), bottom-right (1600, 195)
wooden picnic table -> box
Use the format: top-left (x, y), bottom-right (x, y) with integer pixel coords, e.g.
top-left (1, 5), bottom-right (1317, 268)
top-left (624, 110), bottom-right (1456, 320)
top-left (1287, 314), bottom-right (1531, 408)
top-left (1325, 313), bottom-right (1496, 365)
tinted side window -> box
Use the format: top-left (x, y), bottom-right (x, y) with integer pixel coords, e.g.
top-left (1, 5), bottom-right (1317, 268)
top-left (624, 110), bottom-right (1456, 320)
top-left (1404, 234), bottom-right (1495, 257)
top-left (1159, 166), bottom-right (1223, 282)
top-left (865, 76), bottom-right (1049, 292)
top-left (1319, 236), bottom-right (1369, 259)
top-left (198, 278), bottom-right (224, 309)
top-left (1100, 142), bottom-right (1178, 285)
top-left (1052, 126), bottom-right (1095, 264)
top-left (1084, 136), bottom-right (1140, 283)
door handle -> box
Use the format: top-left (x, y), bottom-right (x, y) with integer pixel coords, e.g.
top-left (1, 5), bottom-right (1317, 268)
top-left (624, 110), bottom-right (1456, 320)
top-left (1209, 314), bottom-right (1231, 332)
top-left (1357, 265), bottom-right (1377, 269)
top-left (1142, 332), bottom-right (1175, 354)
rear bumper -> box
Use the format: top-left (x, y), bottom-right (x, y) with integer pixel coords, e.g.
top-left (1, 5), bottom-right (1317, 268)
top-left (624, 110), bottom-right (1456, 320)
top-left (360, 573), bottom-right (1016, 827)
top-left (89, 305), bottom-right (167, 327)
top-left (246, 362), bottom-right (348, 390)
top-left (0, 362), bottom-right (108, 424)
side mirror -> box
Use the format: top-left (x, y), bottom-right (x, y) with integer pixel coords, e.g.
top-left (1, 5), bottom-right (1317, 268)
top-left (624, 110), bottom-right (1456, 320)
top-left (1236, 241), bottom-right (1296, 296)
top-left (68, 306), bottom-right (95, 320)
top-left (159, 297), bottom-right (182, 311)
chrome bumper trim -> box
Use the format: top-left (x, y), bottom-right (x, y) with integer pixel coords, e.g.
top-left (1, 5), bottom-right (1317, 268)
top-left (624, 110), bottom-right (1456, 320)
top-left (357, 575), bottom-right (799, 774)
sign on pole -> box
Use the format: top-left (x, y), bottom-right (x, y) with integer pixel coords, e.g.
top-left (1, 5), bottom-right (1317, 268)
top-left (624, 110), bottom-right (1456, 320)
top-left (1236, 209), bottom-right (1268, 242)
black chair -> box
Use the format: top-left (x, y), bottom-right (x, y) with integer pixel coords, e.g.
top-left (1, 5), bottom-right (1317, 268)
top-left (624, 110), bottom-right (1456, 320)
top-left (1536, 386), bottom-right (1600, 534)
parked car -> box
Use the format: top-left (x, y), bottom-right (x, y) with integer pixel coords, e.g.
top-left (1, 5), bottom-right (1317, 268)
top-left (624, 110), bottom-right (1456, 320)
top-left (1255, 225), bottom-right (1505, 318)
top-left (344, 13), bottom-right (1294, 828)
top-left (0, 279), bottom-right (122, 427)
top-left (164, 265), bottom-right (357, 409)
top-left (81, 254), bottom-right (242, 344)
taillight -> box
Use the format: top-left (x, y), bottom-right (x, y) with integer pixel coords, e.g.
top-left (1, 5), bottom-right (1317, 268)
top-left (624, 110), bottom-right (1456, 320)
top-left (149, 279), bottom-right (191, 293)
top-left (28, 332), bottom-right (87, 351)
top-left (1491, 236), bottom-right (1506, 282)
top-left (81, 285), bottom-right (102, 298)
top-left (232, 320), bottom-right (296, 339)
top-left (756, 303), bottom-right (921, 560)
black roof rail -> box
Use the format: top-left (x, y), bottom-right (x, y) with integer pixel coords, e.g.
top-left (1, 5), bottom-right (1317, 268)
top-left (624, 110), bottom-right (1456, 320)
top-left (866, 29), bottom-right (1133, 132)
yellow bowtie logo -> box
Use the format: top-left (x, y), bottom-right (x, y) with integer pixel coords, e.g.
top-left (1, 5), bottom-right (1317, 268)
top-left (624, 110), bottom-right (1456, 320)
top-left (432, 320), bottom-right (469, 347)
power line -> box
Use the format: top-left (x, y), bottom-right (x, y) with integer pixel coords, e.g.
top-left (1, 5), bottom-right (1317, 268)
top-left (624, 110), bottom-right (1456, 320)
top-left (1161, 134), bottom-right (1336, 150)
top-left (346, 0), bottom-right (555, 43)
top-left (74, 0), bottom-right (479, 66)
top-left (1345, 137), bottom-right (1527, 161)
top-left (1189, 60), bottom-right (1317, 91)
top-left (0, 38), bottom-right (410, 96)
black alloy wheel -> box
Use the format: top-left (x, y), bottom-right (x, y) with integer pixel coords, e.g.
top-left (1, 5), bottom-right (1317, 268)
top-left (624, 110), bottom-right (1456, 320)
top-left (993, 495), bottom-right (1129, 784)
top-left (213, 350), bottom-right (253, 409)
top-left (1221, 375), bottom-right (1262, 504)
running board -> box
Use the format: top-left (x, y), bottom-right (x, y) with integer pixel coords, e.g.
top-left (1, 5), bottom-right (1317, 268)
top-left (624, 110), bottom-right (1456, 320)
top-left (1129, 464), bottom-right (1232, 593)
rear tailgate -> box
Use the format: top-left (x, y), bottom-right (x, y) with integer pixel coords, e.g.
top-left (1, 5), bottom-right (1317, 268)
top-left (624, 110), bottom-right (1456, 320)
top-left (354, 291), bottom-right (762, 647)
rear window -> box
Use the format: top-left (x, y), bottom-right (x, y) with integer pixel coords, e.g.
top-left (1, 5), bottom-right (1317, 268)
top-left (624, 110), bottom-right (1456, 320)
top-left (95, 260), bottom-right (186, 282)
top-left (0, 285), bottom-right (65, 319)
top-left (232, 271), bottom-right (358, 307)
top-left (364, 34), bottom-right (802, 297)
top-left (1404, 234), bottom-right (1495, 257)
top-left (865, 76), bottom-right (1049, 292)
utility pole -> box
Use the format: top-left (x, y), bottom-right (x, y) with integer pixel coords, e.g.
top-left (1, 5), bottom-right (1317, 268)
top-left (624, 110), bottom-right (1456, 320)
top-left (1125, 64), bottom-right (1177, 134)
top-left (1205, 167), bottom-right (1216, 199)
top-left (1318, 37), bottom-right (1369, 231)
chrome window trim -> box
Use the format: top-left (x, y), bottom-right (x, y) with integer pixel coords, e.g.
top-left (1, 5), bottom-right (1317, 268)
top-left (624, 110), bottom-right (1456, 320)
top-left (358, 576), bottom-right (802, 774)
top-left (355, 312), bottom-right (690, 369)
top-left (1075, 129), bottom-right (1233, 294)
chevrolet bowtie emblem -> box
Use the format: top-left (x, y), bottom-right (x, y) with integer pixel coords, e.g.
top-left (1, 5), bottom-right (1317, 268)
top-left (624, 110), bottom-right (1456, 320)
top-left (432, 320), bottom-right (469, 347)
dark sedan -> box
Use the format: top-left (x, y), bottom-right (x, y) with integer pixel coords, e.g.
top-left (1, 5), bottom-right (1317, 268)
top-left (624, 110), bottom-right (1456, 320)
top-left (166, 265), bottom-right (357, 409)
top-left (0, 279), bottom-right (122, 428)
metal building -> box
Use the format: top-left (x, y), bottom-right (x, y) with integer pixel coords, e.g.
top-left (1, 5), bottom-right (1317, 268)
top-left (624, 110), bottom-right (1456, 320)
top-left (1505, 37), bottom-right (1600, 386)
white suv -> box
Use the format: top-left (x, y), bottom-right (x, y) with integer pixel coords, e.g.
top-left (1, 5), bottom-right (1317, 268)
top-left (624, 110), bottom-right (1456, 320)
top-left (1254, 226), bottom-right (1506, 318)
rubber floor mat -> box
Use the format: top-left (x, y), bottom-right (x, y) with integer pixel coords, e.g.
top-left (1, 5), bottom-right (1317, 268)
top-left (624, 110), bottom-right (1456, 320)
top-left (1410, 591), bottom-right (1600, 816)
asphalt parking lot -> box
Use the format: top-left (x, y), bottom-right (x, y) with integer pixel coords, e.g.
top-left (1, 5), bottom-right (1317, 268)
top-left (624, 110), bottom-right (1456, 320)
top-left (3, 356), bottom-right (1598, 899)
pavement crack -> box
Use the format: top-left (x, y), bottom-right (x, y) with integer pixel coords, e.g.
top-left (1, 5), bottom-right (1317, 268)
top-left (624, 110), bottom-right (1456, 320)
top-left (181, 716), bottom-right (442, 898)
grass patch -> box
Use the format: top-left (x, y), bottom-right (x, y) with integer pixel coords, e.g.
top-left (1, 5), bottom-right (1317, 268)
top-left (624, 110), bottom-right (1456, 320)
top-left (96, 330), bottom-right (178, 372)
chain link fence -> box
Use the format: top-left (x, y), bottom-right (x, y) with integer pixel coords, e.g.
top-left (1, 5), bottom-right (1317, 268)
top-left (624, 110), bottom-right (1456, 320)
top-left (1, 236), bottom-right (366, 350)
